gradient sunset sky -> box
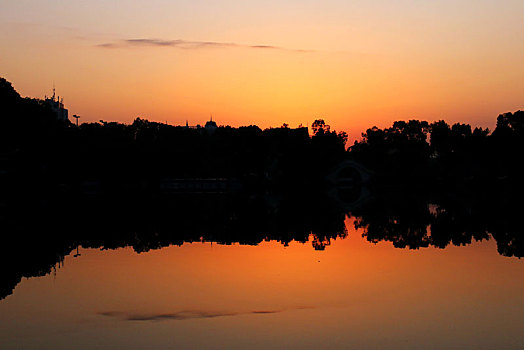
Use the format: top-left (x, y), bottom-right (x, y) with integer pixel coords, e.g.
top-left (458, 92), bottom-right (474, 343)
top-left (1, 0), bottom-right (523, 139)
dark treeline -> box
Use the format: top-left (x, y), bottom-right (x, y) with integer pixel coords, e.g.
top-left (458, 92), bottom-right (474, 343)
top-left (1, 77), bottom-right (523, 300)
top-left (350, 114), bottom-right (524, 187)
top-left (3, 77), bottom-right (523, 192)
top-left (1, 78), bottom-right (348, 198)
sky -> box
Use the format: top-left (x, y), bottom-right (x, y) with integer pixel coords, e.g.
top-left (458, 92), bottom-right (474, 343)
top-left (1, 0), bottom-right (523, 140)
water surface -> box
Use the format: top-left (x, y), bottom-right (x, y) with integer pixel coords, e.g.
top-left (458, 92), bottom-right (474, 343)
top-left (1, 218), bottom-right (522, 350)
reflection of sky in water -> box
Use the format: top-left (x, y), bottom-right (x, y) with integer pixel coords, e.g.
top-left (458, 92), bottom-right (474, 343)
top-left (0, 219), bottom-right (523, 350)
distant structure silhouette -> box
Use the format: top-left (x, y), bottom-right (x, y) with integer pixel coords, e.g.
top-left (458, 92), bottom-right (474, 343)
top-left (44, 85), bottom-right (69, 122)
top-left (183, 116), bottom-right (219, 132)
top-left (205, 115), bottom-right (218, 133)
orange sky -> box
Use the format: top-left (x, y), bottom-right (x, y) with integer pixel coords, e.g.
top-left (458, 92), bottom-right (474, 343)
top-left (1, 1), bottom-right (523, 140)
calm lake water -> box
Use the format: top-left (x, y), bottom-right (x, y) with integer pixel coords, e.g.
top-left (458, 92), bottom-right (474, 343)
top-left (1, 218), bottom-right (523, 350)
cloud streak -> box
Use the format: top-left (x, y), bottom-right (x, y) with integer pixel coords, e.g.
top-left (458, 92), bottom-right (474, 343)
top-left (99, 306), bottom-right (313, 322)
top-left (96, 38), bottom-right (313, 53)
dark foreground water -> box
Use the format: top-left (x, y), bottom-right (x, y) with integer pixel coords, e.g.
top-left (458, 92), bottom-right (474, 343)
top-left (0, 217), bottom-right (522, 350)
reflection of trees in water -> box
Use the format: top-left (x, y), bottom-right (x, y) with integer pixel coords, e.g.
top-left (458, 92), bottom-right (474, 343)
top-left (1, 186), bottom-right (523, 301)
top-left (0, 192), bottom-right (347, 300)
top-left (354, 192), bottom-right (432, 250)
top-left (350, 188), bottom-right (523, 259)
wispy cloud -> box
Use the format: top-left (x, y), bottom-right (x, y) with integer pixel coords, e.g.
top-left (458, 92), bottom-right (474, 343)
top-left (99, 306), bottom-right (313, 322)
top-left (96, 38), bottom-right (314, 53)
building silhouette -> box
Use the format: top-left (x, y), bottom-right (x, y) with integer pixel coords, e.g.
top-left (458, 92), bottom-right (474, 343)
top-left (184, 116), bottom-right (218, 132)
top-left (45, 86), bottom-right (68, 122)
